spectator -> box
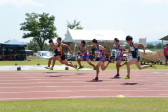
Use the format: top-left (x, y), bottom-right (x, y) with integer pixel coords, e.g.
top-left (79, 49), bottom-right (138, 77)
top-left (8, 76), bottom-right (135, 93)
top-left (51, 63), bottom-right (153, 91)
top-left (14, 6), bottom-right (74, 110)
top-left (164, 44), bottom-right (168, 66)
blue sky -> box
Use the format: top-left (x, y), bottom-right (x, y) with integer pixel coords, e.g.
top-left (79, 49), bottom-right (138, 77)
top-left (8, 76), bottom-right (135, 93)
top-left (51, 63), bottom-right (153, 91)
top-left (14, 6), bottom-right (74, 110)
top-left (0, 0), bottom-right (168, 43)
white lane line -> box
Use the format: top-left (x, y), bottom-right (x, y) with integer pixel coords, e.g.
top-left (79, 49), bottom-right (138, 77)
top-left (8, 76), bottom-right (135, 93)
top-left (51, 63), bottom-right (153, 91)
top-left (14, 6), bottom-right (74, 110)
top-left (159, 94), bottom-right (168, 95)
top-left (0, 87), bottom-right (29, 88)
top-left (37, 82), bottom-right (51, 83)
top-left (0, 90), bottom-right (168, 93)
top-left (0, 77), bottom-right (38, 78)
top-left (136, 88), bottom-right (149, 89)
top-left (0, 83), bottom-right (37, 84)
top-left (97, 89), bottom-right (112, 91)
top-left (0, 92), bottom-right (24, 93)
top-left (1, 85), bottom-right (168, 88)
top-left (30, 79), bottom-right (42, 80)
top-left (83, 85), bottom-right (96, 87)
top-left (1, 95), bottom-right (168, 101)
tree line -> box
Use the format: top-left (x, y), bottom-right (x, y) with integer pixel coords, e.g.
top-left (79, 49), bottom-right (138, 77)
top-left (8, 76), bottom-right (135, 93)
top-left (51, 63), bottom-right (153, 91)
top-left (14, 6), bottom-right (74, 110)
top-left (20, 12), bottom-right (83, 52)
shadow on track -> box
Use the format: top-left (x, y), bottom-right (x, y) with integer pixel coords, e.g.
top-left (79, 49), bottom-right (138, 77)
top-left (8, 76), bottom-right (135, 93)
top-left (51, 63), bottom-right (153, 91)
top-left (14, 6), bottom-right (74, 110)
top-left (120, 83), bottom-right (139, 85)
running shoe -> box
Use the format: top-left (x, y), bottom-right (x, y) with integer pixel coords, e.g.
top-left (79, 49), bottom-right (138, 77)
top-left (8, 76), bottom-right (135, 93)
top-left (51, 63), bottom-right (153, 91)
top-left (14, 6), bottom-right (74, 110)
top-left (78, 66), bottom-right (83, 69)
top-left (93, 77), bottom-right (99, 81)
top-left (114, 74), bottom-right (120, 78)
top-left (123, 76), bottom-right (130, 79)
top-left (48, 67), bottom-right (53, 70)
top-left (45, 67), bottom-right (49, 69)
top-left (75, 66), bottom-right (79, 71)
top-left (76, 68), bottom-right (79, 71)
top-left (150, 63), bottom-right (157, 69)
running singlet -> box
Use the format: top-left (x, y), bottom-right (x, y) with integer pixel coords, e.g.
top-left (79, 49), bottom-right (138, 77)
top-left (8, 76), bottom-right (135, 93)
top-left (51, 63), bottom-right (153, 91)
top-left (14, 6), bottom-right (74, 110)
top-left (115, 44), bottom-right (124, 61)
top-left (164, 47), bottom-right (168, 56)
top-left (80, 46), bottom-right (89, 61)
top-left (129, 43), bottom-right (140, 61)
top-left (95, 44), bottom-right (105, 62)
top-left (54, 43), bottom-right (65, 61)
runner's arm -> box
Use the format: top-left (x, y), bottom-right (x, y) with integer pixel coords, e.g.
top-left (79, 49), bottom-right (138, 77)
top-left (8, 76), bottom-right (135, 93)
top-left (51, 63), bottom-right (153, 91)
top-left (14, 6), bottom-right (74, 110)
top-left (135, 43), bottom-right (146, 54)
top-left (120, 45), bottom-right (126, 51)
top-left (93, 51), bottom-right (98, 61)
top-left (50, 43), bottom-right (57, 51)
top-left (122, 46), bottom-right (130, 54)
top-left (61, 44), bottom-right (73, 54)
top-left (77, 45), bottom-right (82, 52)
top-left (99, 45), bottom-right (107, 56)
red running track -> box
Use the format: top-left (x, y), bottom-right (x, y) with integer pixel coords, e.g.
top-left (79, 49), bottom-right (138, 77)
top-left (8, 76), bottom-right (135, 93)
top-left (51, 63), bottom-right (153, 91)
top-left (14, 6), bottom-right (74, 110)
top-left (0, 70), bottom-right (168, 101)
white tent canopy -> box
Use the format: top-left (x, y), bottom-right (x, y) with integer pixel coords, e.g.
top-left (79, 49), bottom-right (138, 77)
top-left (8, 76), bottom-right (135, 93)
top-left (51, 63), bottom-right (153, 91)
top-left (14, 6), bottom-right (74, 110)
top-left (64, 29), bottom-right (126, 42)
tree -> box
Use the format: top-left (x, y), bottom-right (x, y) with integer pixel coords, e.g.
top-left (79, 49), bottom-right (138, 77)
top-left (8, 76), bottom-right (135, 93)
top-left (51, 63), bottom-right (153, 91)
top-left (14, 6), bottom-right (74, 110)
top-left (20, 12), bottom-right (58, 51)
top-left (26, 39), bottom-right (40, 52)
top-left (67, 19), bottom-right (83, 29)
top-left (4, 40), bottom-right (10, 43)
top-left (146, 44), bottom-right (154, 49)
top-left (26, 39), bottom-right (52, 52)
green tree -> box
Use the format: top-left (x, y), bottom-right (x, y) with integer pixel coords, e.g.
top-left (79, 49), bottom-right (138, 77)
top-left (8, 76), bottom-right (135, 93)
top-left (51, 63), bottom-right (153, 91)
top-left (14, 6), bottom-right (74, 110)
top-left (4, 40), bottom-right (10, 43)
top-left (20, 12), bottom-right (57, 51)
top-left (67, 19), bottom-right (83, 29)
top-left (26, 39), bottom-right (52, 52)
top-left (146, 44), bottom-right (154, 49)
top-left (26, 39), bottom-right (40, 52)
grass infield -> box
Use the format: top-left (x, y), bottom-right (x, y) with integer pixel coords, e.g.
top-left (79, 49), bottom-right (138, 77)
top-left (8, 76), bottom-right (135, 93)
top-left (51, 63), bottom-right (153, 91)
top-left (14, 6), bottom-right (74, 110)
top-left (0, 98), bottom-right (168, 112)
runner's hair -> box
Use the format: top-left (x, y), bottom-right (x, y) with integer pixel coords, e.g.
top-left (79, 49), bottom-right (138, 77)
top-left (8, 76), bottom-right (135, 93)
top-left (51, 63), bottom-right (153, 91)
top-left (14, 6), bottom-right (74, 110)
top-left (126, 36), bottom-right (133, 41)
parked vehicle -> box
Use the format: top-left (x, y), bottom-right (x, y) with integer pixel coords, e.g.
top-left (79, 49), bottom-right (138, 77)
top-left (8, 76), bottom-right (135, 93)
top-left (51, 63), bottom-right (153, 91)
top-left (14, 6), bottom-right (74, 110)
top-left (110, 50), bottom-right (116, 61)
top-left (36, 51), bottom-right (53, 59)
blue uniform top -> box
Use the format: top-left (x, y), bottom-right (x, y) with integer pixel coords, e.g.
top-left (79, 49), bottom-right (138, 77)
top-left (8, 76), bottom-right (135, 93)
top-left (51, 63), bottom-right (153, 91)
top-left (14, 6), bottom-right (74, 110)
top-left (115, 44), bottom-right (124, 61)
top-left (95, 44), bottom-right (104, 57)
top-left (80, 46), bottom-right (88, 56)
top-left (95, 44), bottom-right (105, 62)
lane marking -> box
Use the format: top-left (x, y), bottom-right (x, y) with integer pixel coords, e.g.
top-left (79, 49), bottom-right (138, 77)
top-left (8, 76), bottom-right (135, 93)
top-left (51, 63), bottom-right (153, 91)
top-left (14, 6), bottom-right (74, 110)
top-left (1, 90), bottom-right (168, 93)
top-left (1, 95), bottom-right (168, 101)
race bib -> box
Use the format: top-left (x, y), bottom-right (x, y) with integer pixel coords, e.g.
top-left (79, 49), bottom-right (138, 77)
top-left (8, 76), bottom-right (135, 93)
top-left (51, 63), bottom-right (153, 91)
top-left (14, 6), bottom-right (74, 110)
top-left (116, 50), bottom-right (121, 56)
top-left (130, 46), bottom-right (135, 51)
top-left (57, 47), bottom-right (60, 51)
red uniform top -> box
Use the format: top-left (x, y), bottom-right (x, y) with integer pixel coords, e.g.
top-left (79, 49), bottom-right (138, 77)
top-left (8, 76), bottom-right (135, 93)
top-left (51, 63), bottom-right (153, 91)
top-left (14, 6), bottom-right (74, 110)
top-left (164, 47), bottom-right (168, 56)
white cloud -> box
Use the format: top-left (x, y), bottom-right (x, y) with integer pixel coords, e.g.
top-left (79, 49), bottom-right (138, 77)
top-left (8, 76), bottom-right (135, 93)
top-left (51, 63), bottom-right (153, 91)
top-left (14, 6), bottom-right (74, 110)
top-left (0, 0), bottom-right (43, 7)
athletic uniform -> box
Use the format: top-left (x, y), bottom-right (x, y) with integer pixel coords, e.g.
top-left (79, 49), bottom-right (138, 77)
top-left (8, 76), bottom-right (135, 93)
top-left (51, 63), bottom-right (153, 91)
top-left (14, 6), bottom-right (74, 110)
top-left (164, 47), bottom-right (168, 59)
top-left (129, 43), bottom-right (140, 61)
top-left (54, 43), bottom-right (66, 61)
top-left (95, 44), bottom-right (105, 62)
top-left (115, 44), bottom-right (124, 61)
top-left (81, 46), bottom-right (89, 61)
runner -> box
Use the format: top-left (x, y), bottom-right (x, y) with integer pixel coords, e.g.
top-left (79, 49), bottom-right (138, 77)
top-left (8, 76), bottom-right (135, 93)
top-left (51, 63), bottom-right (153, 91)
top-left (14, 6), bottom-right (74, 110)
top-left (45, 39), bottom-right (61, 70)
top-left (77, 40), bottom-right (96, 69)
top-left (164, 44), bottom-right (168, 66)
top-left (54, 37), bottom-right (78, 70)
top-left (123, 36), bottom-right (156, 79)
top-left (92, 39), bottom-right (113, 81)
top-left (113, 38), bottom-right (126, 78)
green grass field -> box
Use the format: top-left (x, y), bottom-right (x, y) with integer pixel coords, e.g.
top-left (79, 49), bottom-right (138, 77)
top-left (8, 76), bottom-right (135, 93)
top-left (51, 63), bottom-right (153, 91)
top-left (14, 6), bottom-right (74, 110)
top-left (0, 98), bottom-right (168, 112)
top-left (0, 60), bottom-right (167, 70)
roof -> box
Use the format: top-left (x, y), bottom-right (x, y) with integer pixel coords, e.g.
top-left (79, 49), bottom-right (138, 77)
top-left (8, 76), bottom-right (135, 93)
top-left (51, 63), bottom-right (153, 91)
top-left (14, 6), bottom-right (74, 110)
top-left (2, 39), bottom-right (27, 47)
top-left (64, 29), bottom-right (126, 42)
top-left (160, 35), bottom-right (168, 40)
